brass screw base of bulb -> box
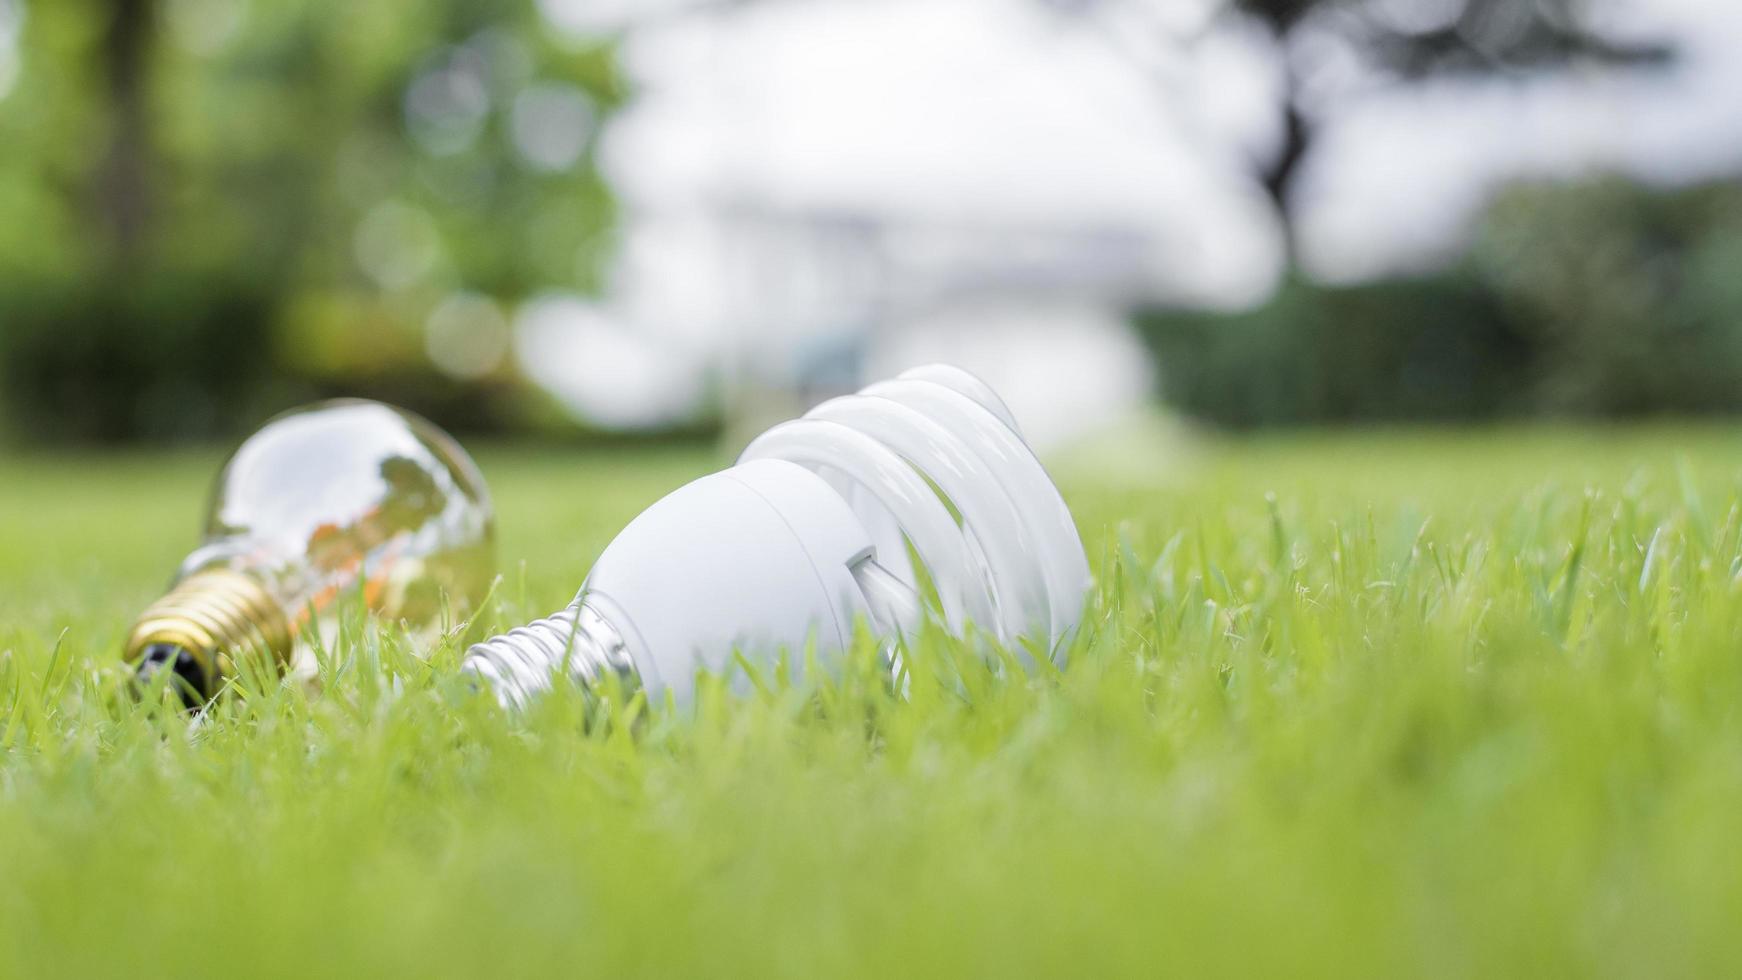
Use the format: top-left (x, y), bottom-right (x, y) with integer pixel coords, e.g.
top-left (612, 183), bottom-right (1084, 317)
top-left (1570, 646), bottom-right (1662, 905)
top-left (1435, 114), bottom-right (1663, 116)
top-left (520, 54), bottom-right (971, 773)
top-left (124, 568), bottom-right (292, 695)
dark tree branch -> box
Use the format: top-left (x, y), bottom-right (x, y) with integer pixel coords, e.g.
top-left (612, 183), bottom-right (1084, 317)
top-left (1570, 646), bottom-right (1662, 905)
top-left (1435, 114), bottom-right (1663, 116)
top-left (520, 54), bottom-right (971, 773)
top-left (1260, 90), bottom-right (1309, 256)
top-left (1359, 17), bottom-right (1675, 79)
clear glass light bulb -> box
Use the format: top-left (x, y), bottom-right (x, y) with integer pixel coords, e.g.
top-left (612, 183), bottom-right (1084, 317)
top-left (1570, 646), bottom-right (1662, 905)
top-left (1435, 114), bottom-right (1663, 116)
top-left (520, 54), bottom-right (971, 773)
top-left (464, 364), bottom-right (1090, 710)
top-left (125, 400), bottom-right (495, 706)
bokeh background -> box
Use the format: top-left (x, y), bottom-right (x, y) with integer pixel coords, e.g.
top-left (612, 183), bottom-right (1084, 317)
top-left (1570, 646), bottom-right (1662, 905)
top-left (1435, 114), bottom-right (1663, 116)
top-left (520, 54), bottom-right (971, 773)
top-left (0, 0), bottom-right (1736, 448)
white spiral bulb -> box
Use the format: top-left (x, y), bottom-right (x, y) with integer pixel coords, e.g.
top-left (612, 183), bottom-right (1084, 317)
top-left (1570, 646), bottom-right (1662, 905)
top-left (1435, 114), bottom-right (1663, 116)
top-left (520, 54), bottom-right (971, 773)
top-left (465, 364), bottom-right (1090, 709)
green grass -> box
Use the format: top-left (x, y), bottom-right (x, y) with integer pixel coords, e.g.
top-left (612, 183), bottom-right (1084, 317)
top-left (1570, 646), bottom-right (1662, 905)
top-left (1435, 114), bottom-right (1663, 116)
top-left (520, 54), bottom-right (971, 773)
top-left (6, 426), bottom-right (1742, 977)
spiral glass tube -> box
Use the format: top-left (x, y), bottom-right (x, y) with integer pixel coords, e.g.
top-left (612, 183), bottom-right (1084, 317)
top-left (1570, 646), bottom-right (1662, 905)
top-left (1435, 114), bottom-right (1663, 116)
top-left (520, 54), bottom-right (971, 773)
top-left (740, 364), bottom-right (1089, 652)
top-left (126, 400), bottom-right (495, 705)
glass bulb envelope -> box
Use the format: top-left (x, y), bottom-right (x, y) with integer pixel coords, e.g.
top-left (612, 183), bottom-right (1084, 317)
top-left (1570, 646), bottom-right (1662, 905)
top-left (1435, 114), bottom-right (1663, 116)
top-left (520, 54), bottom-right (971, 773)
top-left (126, 400), bottom-right (495, 703)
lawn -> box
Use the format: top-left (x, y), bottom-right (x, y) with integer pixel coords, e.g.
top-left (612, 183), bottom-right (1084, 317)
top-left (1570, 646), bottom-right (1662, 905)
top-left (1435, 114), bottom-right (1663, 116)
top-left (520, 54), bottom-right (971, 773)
top-left (4, 427), bottom-right (1742, 977)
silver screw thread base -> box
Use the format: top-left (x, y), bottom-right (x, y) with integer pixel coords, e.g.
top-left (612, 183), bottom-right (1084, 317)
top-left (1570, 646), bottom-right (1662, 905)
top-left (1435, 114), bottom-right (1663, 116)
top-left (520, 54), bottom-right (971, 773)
top-left (462, 598), bottom-right (640, 710)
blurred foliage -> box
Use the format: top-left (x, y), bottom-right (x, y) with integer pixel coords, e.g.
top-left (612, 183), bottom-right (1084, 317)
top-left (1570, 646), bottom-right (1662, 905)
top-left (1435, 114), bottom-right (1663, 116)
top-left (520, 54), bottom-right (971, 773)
top-left (0, 0), bottom-right (1716, 442)
top-left (0, 0), bottom-right (622, 442)
top-left (1137, 274), bottom-right (1532, 427)
top-left (1477, 178), bottom-right (1742, 416)
top-left (1138, 177), bottom-right (1742, 427)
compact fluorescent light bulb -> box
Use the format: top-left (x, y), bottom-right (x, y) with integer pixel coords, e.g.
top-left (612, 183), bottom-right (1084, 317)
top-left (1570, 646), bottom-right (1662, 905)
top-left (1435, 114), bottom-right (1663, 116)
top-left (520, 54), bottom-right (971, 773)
top-left (464, 364), bottom-right (1090, 709)
top-left (125, 400), bottom-right (495, 706)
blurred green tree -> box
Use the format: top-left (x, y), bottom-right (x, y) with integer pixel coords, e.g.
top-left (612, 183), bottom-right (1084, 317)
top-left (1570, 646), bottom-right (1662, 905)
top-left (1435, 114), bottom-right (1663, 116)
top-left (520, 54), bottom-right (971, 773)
top-left (0, 0), bottom-right (622, 442)
top-left (1475, 177), bottom-right (1742, 415)
top-left (1228, 0), bottom-right (1672, 255)
top-left (1137, 178), bottom-right (1742, 426)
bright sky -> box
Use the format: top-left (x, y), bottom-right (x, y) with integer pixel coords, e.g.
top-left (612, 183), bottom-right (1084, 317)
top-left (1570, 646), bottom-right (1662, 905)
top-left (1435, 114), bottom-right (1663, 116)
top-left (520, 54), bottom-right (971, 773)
top-left (598, 0), bottom-right (1284, 309)
top-left (567, 0), bottom-right (1742, 302)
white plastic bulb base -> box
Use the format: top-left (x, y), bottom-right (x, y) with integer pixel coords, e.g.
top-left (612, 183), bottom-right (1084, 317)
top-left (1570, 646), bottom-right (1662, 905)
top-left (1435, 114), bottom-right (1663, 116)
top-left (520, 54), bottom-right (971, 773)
top-left (463, 364), bottom-right (1091, 710)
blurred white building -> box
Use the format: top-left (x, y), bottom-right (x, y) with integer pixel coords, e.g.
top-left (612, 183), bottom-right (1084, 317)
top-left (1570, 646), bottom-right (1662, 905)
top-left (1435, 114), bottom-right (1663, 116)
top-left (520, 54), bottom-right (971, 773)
top-left (518, 0), bottom-right (1284, 447)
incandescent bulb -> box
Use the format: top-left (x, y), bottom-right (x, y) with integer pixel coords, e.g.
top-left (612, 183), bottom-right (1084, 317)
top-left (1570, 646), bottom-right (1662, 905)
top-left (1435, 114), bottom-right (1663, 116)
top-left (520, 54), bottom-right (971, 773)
top-left (125, 400), bottom-right (495, 706)
top-left (464, 364), bottom-right (1089, 709)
